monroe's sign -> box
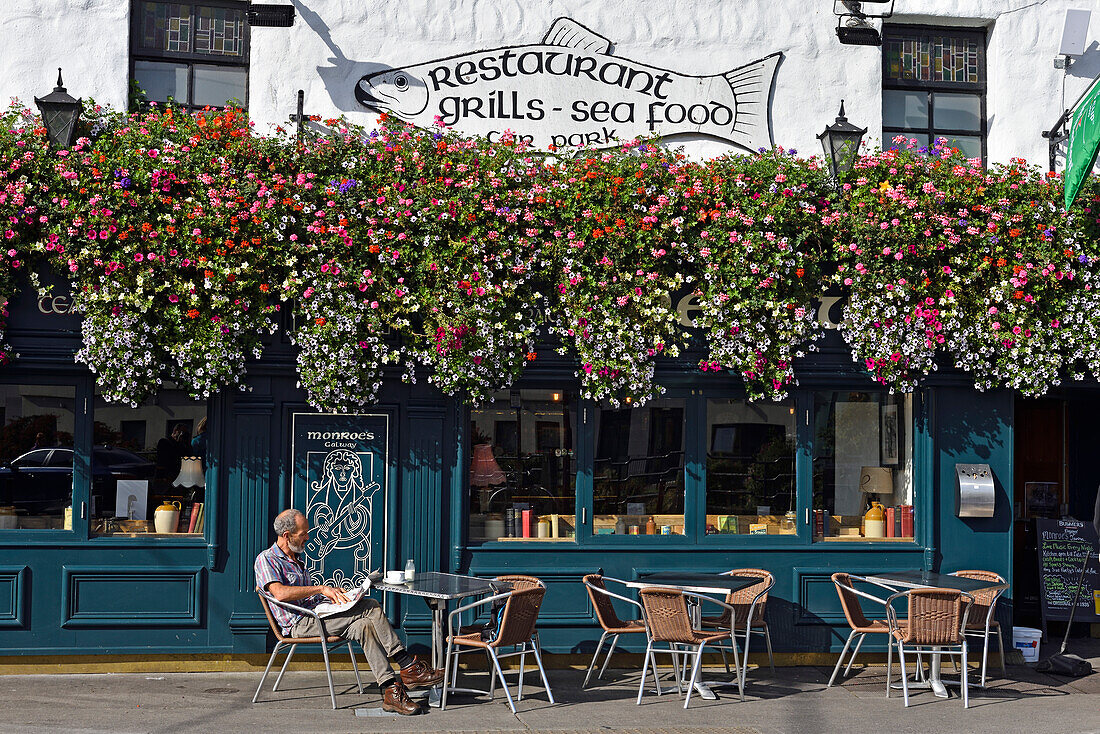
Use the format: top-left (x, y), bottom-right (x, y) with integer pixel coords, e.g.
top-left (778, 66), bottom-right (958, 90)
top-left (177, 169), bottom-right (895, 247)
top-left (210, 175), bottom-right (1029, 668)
top-left (356, 17), bottom-right (780, 151)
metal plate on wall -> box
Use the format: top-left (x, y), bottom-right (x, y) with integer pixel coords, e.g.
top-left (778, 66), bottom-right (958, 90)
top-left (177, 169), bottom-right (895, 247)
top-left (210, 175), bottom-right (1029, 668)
top-left (955, 463), bottom-right (995, 518)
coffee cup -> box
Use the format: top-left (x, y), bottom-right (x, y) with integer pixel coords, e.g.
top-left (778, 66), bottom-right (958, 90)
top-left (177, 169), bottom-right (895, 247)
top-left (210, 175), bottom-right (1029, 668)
top-left (385, 570), bottom-right (405, 584)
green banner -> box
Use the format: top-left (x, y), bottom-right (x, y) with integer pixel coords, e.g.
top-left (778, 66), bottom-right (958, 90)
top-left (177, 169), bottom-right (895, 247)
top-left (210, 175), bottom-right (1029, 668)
top-left (1065, 75), bottom-right (1100, 209)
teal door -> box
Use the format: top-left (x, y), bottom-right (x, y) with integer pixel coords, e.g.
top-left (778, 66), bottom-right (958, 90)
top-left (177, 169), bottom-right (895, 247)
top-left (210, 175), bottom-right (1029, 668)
top-left (291, 412), bottom-right (391, 588)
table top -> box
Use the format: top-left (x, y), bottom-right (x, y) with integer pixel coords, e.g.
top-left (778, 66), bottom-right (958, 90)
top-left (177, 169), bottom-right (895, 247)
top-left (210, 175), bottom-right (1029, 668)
top-left (864, 570), bottom-right (1008, 594)
top-left (372, 571), bottom-right (509, 600)
top-left (626, 572), bottom-right (762, 595)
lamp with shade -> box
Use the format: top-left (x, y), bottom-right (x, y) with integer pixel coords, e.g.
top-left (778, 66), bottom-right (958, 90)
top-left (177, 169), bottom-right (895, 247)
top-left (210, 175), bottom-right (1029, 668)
top-left (173, 456), bottom-right (206, 502)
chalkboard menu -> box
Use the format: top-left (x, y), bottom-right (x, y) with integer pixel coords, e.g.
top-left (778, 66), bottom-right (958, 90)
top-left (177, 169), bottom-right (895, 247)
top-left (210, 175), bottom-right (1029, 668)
top-left (1036, 518), bottom-right (1100, 623)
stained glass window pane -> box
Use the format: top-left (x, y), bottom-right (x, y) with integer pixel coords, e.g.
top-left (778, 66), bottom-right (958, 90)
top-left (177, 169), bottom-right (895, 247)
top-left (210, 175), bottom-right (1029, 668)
top-left (195, 6), bottom-right (245, 56)
top-left (885, 32), bottom-right (982, 84)
top-left (141, 2), bottom-right (192, 54)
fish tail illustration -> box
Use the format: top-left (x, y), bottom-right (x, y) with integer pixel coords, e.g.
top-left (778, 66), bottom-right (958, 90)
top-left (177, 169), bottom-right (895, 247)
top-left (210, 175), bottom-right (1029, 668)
top-left (723, 52), bottom-right (782, 153)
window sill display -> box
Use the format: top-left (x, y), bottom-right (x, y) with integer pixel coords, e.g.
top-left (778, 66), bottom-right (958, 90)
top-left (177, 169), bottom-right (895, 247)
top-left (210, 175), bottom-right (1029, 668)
top-left (1, 102), bottom-right (1099, 412)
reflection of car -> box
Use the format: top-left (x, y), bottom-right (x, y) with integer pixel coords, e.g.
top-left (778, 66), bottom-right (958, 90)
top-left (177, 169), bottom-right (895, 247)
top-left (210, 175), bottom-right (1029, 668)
top-left (0, 446), bottom-right (156, 518)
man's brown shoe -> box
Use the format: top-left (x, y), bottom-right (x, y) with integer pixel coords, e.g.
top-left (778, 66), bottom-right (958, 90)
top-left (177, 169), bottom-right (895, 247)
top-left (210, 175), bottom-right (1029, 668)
top-left (399, 656), bottom-right (446, 689)
top-left (381, 681), bottom-right (423, 716)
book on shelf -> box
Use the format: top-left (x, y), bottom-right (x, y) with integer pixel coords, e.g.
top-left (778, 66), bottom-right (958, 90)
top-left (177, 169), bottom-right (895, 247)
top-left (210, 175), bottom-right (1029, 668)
top-left (900, 504), bottom-right (914, 537)
top-left (894, 507), bottom-right (902, 538)
top-left (813, 509), bottom-right (824, 537)
top-left (190, 502), bottom-right (204, 533)
top-left (177, 503), bottom-right (193, 533)
top-left (821, 510), bottom-right (830, 537)
top-left (886, 507), bottom-right (895, 538)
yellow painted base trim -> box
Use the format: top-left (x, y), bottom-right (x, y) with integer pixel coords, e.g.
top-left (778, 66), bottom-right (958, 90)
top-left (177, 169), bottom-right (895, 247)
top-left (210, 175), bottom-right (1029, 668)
top-left (0, 650), bottom-right (1016, 675)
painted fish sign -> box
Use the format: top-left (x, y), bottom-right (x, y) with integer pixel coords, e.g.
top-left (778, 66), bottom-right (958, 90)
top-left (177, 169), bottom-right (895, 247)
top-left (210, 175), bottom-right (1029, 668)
top-left (355, 17), bottom-right (780, 152)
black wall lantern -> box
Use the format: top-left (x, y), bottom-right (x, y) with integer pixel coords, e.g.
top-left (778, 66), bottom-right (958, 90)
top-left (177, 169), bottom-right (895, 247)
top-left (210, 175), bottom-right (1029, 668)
top-left (817, 101), bottom-right (867, 180)
top-left (34, 68), bottom-right (82, 149)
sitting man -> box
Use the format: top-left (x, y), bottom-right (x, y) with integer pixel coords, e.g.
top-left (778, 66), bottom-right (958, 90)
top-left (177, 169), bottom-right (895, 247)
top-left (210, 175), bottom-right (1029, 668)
top-left (255, 508), bottom-right (443, 715)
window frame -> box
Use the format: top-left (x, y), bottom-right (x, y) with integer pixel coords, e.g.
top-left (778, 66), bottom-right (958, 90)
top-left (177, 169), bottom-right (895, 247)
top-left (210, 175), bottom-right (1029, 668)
top-left (881, 24), bottom-right (988, 164)
top-left (128, 0), bottom-right (251, 110)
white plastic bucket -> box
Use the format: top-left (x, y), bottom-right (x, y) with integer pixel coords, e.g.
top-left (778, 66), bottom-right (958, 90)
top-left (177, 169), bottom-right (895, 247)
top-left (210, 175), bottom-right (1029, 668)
top-left (1012, 626), bottom-right (1042, 662)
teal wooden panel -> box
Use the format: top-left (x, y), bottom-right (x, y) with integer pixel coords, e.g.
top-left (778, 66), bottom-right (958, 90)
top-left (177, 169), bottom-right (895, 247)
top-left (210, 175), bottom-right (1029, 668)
top-left (0, 566), bottom-right (28, 628)
top-left (932, 388), bottom-right (1014, 592)
top-left (399, 409), bottom-right (444, 632)
top-left (61, 566), bottom-right (203, 627)
top-left (232, 401), bottom-right (273, 594)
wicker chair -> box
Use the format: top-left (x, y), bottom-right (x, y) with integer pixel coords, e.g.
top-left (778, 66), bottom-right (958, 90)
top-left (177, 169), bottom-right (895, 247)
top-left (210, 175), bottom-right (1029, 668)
top-left (253, 590), bottom-right (363, 710)
top-left (581, 574), bottom-right (647, 688)
top-left (441, 585), bottom-right (555, 714)
top-left (885, 588), bottom-right (974, 708)
top-left (950, 570), bottom-right (1007, 687)
top-left (700, 568), bottom-right (775, 690)
top-left (828, 572), bottom-right (909, 686)
top-left (637, 587), bottom-right (740, 708)
top-left (495, 574), bottom-right (545, 591)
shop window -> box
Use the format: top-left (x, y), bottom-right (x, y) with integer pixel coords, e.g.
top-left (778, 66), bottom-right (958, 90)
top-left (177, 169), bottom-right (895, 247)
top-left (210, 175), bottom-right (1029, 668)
top-left (593, 397), bottom-right (685, 537)
top-left (91, 385), bottom-right (209, 536)
top-left (704, 398), bottom-right (796, 536)
top-left (467, 389), bottom-right (577, 543)
top-left (882, 25), bottom-right (986, 161)
top-left (130, 1), bottom-right (249, 109)
top-left (0, 385), bottom-right (77, 530)
top-left (812, 392), bottom-right (914, 542)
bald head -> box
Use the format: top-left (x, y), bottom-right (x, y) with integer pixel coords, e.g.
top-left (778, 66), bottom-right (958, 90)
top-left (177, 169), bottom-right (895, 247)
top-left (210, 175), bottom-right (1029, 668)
top-left (274, 508), bottom-right (305, 537)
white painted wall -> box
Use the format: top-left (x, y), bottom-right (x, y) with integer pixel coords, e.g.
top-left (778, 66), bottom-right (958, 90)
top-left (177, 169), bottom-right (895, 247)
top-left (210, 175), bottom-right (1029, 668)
top-left (0, 0), bottom-right (129, 112)
top-left (1, 0), bottom-right (1098, 166)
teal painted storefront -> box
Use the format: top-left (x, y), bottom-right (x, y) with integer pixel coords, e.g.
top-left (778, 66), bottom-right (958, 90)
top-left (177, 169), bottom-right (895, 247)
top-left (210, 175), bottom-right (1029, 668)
top-left (0, 286), bottom-right (1020, 660)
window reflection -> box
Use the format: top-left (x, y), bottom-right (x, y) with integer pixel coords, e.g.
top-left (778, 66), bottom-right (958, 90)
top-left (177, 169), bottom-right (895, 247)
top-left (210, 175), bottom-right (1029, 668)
top-left (91, 385), bottom-right (207, 535)
top-left (705, 398), bottom-right (796, 536)
top-left (593, 398), bottom-right (685, 536)
top-left (467, 389), bottom-right (577, 543)
top-left (0, 385), bottom-right (77, 529)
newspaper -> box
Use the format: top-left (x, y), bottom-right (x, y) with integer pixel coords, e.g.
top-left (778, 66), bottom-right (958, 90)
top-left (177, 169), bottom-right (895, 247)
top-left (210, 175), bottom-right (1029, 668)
top-left (314, 578), bottom-right (373, 618)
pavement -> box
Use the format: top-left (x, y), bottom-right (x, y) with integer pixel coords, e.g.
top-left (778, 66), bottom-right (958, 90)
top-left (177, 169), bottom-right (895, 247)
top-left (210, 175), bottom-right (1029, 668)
top-left (1, 638), bottom-right (1099, 734)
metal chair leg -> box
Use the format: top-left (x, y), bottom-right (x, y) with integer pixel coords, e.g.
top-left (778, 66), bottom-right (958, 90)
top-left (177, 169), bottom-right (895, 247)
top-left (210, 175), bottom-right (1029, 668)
top-left (720, 646), bottom-right (731, 674)
top-left (517, 649), bottom-right (526, 701)
top-left (739, 623), bottom-right (753, 693)
top-left (962, 641), bottom-right (970, 709)
top-left (684, 643), bottom-right (705, 709)
top-left (828, 630), bottom-right (857, 687)
top-left (599, 634), bottom-right (620, 679)
top-left (347, 643), bottom-right (363, 693)
top-left (637, 643), bottom-right (653, 705)
top-left (898, 643), bottom-right (910, 707)
top-left (885, 635), bottom-right (893, 698)
top-left (486, 650), bottom-right (497, 699)
top-left (763, 625), bottom-right (776, 675)
top-left (252, 642), bottom-right (283, 703)
top-left (531, 640), bottom-right (555, 704)
top-left (846, 632), bottom-right (868, 676)
top-left (273, 643), bottom-right (297, 691)
top-left (440, 637), bottom-right (454, 711)
top-left (980, 629), bottom-right (991, 688)
top-left (319, 638), bottom-right (337, 709)
top-left (583, 631), bottom-right (609, 688)
top-left (488, 648), bottom-right (516, 714)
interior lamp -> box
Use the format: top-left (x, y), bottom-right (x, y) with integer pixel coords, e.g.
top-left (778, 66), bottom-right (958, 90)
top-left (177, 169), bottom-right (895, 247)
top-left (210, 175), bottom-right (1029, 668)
top-left (173, 457), bottom-right (206, 491)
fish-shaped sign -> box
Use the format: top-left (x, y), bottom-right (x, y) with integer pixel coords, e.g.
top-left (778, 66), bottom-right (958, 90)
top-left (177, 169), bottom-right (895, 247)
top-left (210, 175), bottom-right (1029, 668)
top-left (355, 17), bottom-right (780, 152)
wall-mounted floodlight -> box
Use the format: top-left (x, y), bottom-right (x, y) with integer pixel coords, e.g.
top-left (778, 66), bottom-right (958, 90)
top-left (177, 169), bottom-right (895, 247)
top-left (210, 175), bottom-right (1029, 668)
top-left (1055, 9), bottom-right (1092, 69)
top-left (833, 0), bottom-right (895, 47)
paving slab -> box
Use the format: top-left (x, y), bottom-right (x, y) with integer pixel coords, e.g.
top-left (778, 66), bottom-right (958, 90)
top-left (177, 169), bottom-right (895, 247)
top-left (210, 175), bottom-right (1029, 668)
top-left (1, 660), bottom-right (1098, 734)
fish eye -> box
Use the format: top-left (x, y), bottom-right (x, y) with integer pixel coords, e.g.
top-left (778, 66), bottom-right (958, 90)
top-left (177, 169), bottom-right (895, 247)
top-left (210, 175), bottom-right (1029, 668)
top-left (393, 74), bottom-right (409, 91)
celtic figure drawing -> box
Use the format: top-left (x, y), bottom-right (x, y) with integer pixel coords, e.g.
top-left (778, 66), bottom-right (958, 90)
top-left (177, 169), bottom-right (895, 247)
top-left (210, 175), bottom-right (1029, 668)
top-left (304, 448), bottom-right (380, 588)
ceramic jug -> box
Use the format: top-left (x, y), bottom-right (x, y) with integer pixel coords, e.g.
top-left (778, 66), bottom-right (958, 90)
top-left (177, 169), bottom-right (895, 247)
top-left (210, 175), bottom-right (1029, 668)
top-left (154, 500), bottom-right (182, 533)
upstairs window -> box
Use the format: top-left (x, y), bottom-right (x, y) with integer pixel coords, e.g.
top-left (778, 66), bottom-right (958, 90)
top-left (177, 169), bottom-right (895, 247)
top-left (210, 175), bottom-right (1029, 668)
top-left (882, 25), bottom-right (986, 162)
top-left (130, 1), bottom-right (249, 110)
